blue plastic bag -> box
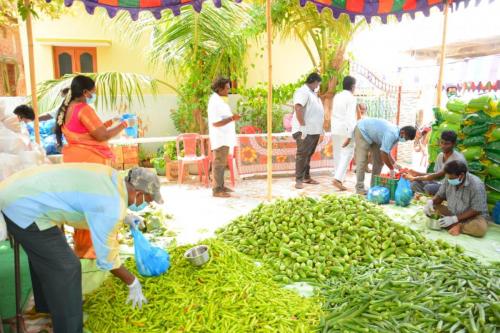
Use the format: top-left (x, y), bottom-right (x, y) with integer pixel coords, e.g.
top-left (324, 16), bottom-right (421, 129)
top-left (395, 178), bottom-right (414, 207)
top-left (367, 186), bottom-right (390, 205)
top-left (493, 202), bottom-right (500, 225)
top-left (131, 228), bottom-right (170, 277)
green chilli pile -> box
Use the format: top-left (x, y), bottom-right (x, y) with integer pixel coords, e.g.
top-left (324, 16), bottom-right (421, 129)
top-left (83, 239), bottom-right (322, 333)
top-left (217, 194), bottom-right (465, 283)
top-left (320, 257), bottom-right (500, 332)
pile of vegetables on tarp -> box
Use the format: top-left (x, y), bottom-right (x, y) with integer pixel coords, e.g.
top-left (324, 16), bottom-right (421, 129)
top-left (84, 195), bottom-right (500, 332)
top-left (217, 195), bottom-right (464, 283)
top-left (83, 239), bottom-right (322, 332)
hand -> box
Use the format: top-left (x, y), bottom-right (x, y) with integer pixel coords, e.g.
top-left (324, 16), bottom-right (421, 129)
top-left (393, 163), bottom-right (402, 170)
top-left (448, 223), bottom-right (461, 236)
top-left (124, 214), bottom-right (144, 230)
top-left (439, 216), bottom-right (459, 228)
top-left (112, 115), bottom-right (122, 123)
top-left (403, 174), bottom-right (415, 181)
top-left (389, 169), bottom-right (396, 179)
top-left (423, 199), bottom-right (434, 217)
top-left (342, 138), bottom-right (351, 148)
top-left (232, 114), bottom-right (241, 121)
top-left (127, 277), bottom-right (147, 309)
top-left (299, 126), bottom-right (307, 140)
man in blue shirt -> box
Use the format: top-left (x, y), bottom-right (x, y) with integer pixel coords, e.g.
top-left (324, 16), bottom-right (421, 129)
top-left (354, 118), bottom-right (416, 194)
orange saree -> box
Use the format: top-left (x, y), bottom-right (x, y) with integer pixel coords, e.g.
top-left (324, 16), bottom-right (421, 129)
top-left (62, 102), bottom-right (115, 259)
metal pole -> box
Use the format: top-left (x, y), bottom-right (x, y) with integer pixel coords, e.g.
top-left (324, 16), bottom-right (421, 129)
top-left (266, 0), bottom-right (273, 201)
top-left (24, 0), bottom-right (40, 144)
top-left (436, 0), bottom-right (450, 107)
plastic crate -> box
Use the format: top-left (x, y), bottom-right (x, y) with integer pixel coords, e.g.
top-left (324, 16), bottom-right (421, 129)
top-left (373, 176), bottom-right (399, 201)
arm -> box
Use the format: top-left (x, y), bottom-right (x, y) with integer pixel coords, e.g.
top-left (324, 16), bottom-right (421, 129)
top-left (111, 265), bottom-right (136, 285)
top-left (381, 151), bottom-right (396, 170)
top-left (294, 104), bottom-right (305, 126)
top-left (212, 114), bottom-right (240, 128)
top-left (412, 170), bottom-right (445, 182)
top-left (456, 209), bottom-right (480, 222)
top-left (39, 113), bottom-right (53, 121)
top-left (78, 106), bottom-right (127, 142)
top-left (90, 122), bottom-right (127, 142)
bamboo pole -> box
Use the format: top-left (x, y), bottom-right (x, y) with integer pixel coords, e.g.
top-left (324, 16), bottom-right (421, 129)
top-left (266, 0), bottom-right (273, 201)
top-left (24, 0), bottom-right (40, 144)
top-left (436, 0), bottom-right (450, 107)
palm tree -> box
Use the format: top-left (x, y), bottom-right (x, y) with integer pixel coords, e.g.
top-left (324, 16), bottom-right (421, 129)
top-left (253, 0), bottom-right (364, 127)
top-left (108, 2), bottom-right (255, 133)
top-left (35, 72), bottom-right (172, 114)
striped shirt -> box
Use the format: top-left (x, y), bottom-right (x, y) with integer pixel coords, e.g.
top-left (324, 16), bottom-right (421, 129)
top-left (0, 163), bottom-right (128, 270)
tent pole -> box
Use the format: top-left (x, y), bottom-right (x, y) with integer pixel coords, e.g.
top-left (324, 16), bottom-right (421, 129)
top-left (436, 0), bottom-right (450, 107)
top-left (266, 0), bottom-right (273, 201)
top-left (24, 0), bottom-right (40, 144)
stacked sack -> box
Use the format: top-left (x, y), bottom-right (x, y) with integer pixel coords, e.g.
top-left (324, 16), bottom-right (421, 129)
top-left (0, 101), bottom-right (49, 181)
top-left (26, 118), bottom-right (60, 155)
top-left (427, 98), bottom-right (466, 172)
top-left (457, 95), bottom-right (500, 223)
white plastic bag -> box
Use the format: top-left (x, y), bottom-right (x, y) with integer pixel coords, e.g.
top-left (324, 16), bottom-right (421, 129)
top-left (0, 127), bottom-right (27, 153)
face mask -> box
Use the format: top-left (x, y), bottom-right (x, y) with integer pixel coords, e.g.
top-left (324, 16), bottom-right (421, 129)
top-left (129, 202), bottom-right (148, 212)
top-left (399, 137), bottom-right (406, 143)
top-left (447, 177), bottom-right (462, 186)
top-left (86, 93), bottom-right (96, 105)
top-left (314, 87), bottom-right (320, 93)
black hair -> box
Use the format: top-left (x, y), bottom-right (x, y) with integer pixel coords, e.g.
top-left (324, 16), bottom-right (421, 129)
top-left (305, 72), bottom-right (322, 84)
top-left (446, 86), bottom-right (457, 93)
top-left (343, 76), bottom-right (356, 91)
top-left (13, 105), bottom-right (35, 121)
top-left (211, 77), bottom-right (231, 94)
top-left (401, 126), bottom-right (417, 140)
top-left (61, 87), bottom-right (69, 97)
top-left (55, 75), bottom-right (95, 146)
top-left (440, 130), bottom-right (457, 144)
top-left (444, 160), bottom-right (468, 176)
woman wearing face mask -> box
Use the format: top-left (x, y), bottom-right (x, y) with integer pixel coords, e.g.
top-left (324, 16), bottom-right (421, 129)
top-left (55, 75), bottom-right (133, 259)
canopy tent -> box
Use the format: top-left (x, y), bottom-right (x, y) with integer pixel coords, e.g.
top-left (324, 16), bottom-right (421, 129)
top-left (32, 0), bottom-right (482, 199)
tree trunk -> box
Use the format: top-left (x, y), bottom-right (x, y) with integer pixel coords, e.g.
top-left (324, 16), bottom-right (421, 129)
top-left (193, 108), bottom-right (206, 134)
top-left (321, 44), bottom-right (346, 131)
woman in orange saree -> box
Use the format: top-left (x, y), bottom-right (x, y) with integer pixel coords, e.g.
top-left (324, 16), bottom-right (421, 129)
top-left (55, 75), bottom-right (133, 258)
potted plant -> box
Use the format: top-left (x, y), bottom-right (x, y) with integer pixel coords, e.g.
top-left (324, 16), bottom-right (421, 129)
top-left (138, 148), bottom-right (153, 168)
top-left (164, 142), bottom-right (179, 180)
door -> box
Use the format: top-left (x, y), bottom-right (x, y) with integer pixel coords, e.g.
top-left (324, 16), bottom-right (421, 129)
top-left (53, 47), bottom-right (97, 78)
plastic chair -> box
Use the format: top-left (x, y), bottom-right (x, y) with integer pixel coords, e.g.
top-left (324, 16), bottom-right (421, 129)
top-left (239, 126), bottom-right (262, 134)
top-left (176, 133), bottom-right (209, 187)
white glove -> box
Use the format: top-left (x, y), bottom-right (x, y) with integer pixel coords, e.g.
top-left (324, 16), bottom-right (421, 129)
top-left (127, 277), bottom-right (147, 309)
top-left (423, 199), bottom-right (434, 217)
top-left (124, 214), bottom-right (144, 230)
top-left (299, 126), bottom-right (307, 140)
top-left (389, 169), bottom-right (396, 179)
top-left (439, 216), bottom-right (458, 228)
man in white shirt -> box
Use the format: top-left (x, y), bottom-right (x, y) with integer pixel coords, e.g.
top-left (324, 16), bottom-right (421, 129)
top-left (330, 76), bottom-right (357, 191)
top-left (207, 77), bottom-right (240, 198)
top-left (292, 73), bottom-right (325, 189)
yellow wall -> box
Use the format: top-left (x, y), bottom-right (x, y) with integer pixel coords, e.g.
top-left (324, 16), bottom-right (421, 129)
top-left (20, 3), bottom-right (176, 93)
top-left (21, 3), bottom-right (314, 91)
